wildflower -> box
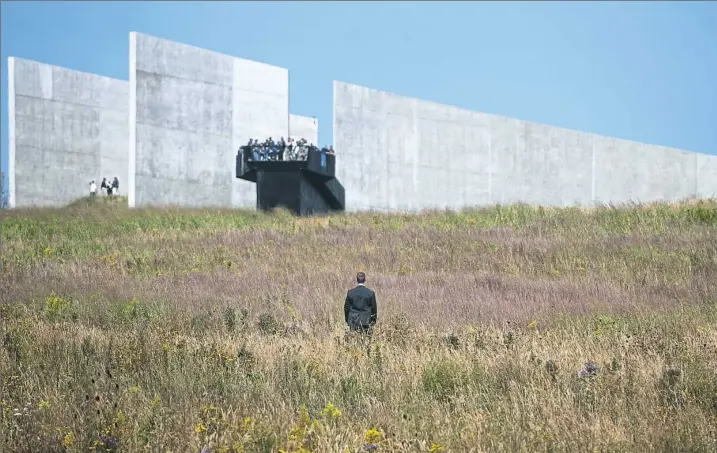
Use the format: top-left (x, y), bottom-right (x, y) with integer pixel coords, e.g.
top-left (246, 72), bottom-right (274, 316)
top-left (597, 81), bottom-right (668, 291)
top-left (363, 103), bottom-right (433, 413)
top-left (365, 428), bottom-right (383, 444)
top-left (195, 423), bottom-right (208, 434)
top-left (321, 401), bottom-right (342, 419)
top-left (430, 442), bottom-right (446, 452)
top-left (527, 320), bottom-right (538, 329)
top-left (361, 444), bottom-right (380, 452)
top-left (63, 432), bottom-right (75, 447)
top-left (39, 400), bottom-right (51, 409)
top-left (578, 361), bottom-right (600, 378)
top-left (99, 435), bottom-right (118, 447)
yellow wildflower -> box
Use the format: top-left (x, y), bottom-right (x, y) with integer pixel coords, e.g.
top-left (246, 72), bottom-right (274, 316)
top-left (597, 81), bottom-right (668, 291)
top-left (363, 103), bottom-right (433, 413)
top-left (63, 432), bottom-right (75, 447)
top-left (430, 442), bottom-right (445, 452)
top-left (365, 428), bottom-right (382, 444)
top-left (321, 401), bottom-right (342, 419)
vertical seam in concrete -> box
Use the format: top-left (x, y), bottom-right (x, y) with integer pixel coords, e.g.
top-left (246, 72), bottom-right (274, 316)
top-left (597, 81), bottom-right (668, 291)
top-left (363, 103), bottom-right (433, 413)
top-left (286, 73), bottom-right (291, 145)
top-left (231, 58), bottom-right (240, 209)
top-left (332, 81), bottom-right (338, 209)
top-left (284, 69), bottom-right (290, 145)
top-left (7, 57), bottom-right (16, 208)
top-left (412, 99), bottom-right (418, 212)
top-left (128, 33), bottom-right (137, 208)
top-left (488, 125), bottom-right (493, 204)
top-left (384, 107), bottom-right (389, 213)
top-left (694, 154), bottom-right (699, 198)
top-left (591, 136), bottom-right (596, 203)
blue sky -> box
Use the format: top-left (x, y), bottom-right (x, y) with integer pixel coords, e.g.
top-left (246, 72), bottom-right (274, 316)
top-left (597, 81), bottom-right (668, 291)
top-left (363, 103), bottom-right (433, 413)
top-left (2, 1), bottom-right (716, 196)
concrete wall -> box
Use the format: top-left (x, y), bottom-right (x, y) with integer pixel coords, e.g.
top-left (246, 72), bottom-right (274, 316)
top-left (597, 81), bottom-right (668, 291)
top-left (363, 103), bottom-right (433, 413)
top-left (129, 32), bottom-right (289, 208)
top-left (289, 114), bottom-right (319, 145)
top-left (333, 81), bottom-right (717, 212)
top-left (7, 57), bottom-right (128, 208)
top-left (697, 153), bottom-right (717, 199)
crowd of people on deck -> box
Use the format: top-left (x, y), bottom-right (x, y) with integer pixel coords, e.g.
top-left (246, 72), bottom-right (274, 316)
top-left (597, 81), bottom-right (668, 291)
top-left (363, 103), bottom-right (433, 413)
top-left (240, 137), bottom-right (335, 161)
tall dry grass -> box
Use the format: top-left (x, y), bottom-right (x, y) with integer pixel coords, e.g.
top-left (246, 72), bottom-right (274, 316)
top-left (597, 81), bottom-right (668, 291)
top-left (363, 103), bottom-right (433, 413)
top-left (1, 197), bottom-right (716, 452)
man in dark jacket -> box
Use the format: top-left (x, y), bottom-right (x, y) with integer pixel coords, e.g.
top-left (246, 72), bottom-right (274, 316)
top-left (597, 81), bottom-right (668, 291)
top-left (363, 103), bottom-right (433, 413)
top-left (344, 272), bottom-right (377, 333)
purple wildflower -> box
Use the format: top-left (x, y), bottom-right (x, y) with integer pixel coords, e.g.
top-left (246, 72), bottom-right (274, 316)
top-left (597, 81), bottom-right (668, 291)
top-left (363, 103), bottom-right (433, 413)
top-left (99, 436), bottom-right (118, 447)
top-left (578, 361), bottom-right (600, 378)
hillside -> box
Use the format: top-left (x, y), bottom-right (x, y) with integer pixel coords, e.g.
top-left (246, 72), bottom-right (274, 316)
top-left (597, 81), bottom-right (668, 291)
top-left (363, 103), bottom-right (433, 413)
top-left (1, 198), bottom-right (716, 452)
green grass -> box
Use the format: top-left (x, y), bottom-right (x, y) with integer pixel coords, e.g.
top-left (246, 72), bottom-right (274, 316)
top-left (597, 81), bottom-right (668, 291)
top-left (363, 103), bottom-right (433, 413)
top-left (1, 197), bottom-right (716, 452)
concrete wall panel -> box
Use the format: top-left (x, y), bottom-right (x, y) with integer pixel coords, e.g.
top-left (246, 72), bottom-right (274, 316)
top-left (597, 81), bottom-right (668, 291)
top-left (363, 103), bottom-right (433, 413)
top-left (334, 80), bottom-right (713, 211)
top-left (593, 138), bottom-right (698, 204)
top-left (8, 57), bottom-right (128, 208)
top-left (335, 81), bottom-right (492, 212)
top-left (488, 116), bottom-right (523, 205)
top-left (230, 58), bottom-right (288, 208)
top-left (515, 123), bottom-right (593, 206)
top-left (289, 114), bottom-right (319, 146)
top-left (129, 32), bottom-right (289, 209)
top-left (697, 153), bottom-right (717, 199)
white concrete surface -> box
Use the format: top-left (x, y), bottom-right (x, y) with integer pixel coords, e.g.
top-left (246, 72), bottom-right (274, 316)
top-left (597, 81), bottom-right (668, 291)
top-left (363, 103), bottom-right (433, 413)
top-left (289, 114), bottom-right (318, 146)
top-left (333, 80), bottom-right (717, 212)
top-left (129, 32), bottom-right (289, 208)
top-left (7, 57), bottom-right (128, 207)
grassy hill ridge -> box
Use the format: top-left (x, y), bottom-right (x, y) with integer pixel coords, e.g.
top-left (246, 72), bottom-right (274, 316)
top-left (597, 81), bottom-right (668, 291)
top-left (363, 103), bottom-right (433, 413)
top-left (1, 199), bottom-right (716, 452)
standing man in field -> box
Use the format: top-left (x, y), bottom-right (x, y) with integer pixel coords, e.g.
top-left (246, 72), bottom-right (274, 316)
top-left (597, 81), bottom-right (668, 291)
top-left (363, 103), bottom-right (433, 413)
top-left (344, 272), bottom-right (378, 334)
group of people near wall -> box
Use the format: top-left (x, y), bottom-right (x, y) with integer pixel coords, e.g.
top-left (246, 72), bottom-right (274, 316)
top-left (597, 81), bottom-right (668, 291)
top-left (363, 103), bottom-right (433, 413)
top-left (89, 177), bottom-right (120, 198)
top-left (240, 137), bottom-right (335, 162)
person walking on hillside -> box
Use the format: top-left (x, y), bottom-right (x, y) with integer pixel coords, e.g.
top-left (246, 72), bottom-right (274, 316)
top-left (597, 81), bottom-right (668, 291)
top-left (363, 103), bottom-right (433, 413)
top-left (89, 180), bottom-right (97, 198)
top-left (112, 177), bottom-right (119, 195)
top-left (344, 272), bottom-right (378, 334)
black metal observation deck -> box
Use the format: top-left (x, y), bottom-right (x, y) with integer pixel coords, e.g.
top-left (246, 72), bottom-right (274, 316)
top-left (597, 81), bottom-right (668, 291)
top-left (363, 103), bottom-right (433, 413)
top-left (235, 147), bottom-right (345, 216)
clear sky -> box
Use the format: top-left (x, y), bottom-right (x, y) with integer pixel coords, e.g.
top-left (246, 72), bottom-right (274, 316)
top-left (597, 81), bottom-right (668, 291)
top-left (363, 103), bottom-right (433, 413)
top-left (2, 1), bottom-right (716, 196)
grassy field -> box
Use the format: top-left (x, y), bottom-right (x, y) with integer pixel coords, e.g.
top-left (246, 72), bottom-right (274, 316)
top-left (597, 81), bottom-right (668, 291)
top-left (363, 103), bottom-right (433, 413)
top-left (1, 197), bottom-right (717, 453)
